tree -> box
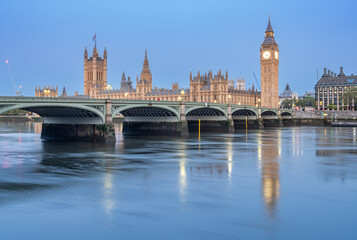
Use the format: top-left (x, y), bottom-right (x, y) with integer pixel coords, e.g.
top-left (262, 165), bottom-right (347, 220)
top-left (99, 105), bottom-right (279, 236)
top-left (342, 87), bottom-right (357, 110)
top-left (327, 103), bottom-right (336, 110)
top-left (280, 97), bottom-right (316, 109)
top-left (281, 99), bottom-right (294, 109)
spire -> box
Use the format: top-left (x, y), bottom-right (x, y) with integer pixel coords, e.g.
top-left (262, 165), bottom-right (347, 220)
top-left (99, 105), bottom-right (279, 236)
top-left (62, 86), bottom-right (67, 97)
top-left (104, 46), bottom-right (107, 59)
top-left (262, 17), bottom-right (276, 45)
top-left (143, 49), bottom-right (149, 70)
top-left (265, 17), bottom-right (274, 33)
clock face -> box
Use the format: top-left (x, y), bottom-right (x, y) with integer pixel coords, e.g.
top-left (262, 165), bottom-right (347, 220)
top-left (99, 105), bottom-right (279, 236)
top-left (263, 51), bottom-right (271, 59)
top-left (275, 51), bottom-right (279, 59)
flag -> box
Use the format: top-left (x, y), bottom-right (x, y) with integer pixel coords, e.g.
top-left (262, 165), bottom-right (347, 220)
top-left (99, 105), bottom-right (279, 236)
top-left (93, 33), bottom-right (96, 41)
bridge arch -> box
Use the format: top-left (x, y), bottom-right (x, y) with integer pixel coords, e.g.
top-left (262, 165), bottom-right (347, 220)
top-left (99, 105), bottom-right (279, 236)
top-left (232, 108), bottom-right (258, 119)
top-left (261, 110), bottom-right (278, 116)
top-left (185, 106), bottom-right (227, 121)
top-left (112, 105), bottom-right (180, 122)
top-left (281, 111), bottom-right (293, 118)
top-left (0, 103), bottom-right (106, 124)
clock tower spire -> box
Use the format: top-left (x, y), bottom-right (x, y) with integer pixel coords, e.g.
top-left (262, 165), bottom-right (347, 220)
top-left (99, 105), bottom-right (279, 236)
top-left (260, 17), bottom-right (279, 108)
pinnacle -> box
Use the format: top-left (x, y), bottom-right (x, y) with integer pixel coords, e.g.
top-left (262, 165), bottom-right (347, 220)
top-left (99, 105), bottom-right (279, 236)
top-left (265, 17), bottom-right (274, 32)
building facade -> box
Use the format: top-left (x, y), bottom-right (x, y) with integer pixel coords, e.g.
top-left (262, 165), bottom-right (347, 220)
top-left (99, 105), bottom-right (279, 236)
top-left (84, 45), bottom-right (107, 97)
top-left (35, 86), bottom-right (58, 97)
top-left (35, 86), bottom-right (69, 98)
top-left (315, 67), bottom-right (357, 110)
top-left (260, 18), bottom-right (279, 108)
top-left (89, 49), bottom-right (260, 105)
top-left (35, 19), bottom-right (281, 108)
top-left (279, 84), bottom-right (298, 102)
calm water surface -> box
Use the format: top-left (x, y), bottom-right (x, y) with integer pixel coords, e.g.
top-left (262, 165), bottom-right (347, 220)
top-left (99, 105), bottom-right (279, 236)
top-left (0, 122), bottom-right (357, 240)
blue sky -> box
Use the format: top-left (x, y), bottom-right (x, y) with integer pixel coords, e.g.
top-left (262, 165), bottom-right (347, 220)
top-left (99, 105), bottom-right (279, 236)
top-left (0, 0), bottom-right (356, 96)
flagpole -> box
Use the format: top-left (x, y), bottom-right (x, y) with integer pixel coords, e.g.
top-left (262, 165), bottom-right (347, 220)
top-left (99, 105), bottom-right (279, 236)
top-left (95, 32), bottom-right (96, 48)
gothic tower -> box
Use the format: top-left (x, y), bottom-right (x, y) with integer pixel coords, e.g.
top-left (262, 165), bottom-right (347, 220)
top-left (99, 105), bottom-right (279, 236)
top-left (136, 50), bottom-right (152, 96)
top-left (260, 18), bottom-right (279, 108)
top-left (84, 45), bottom-right (107, 97)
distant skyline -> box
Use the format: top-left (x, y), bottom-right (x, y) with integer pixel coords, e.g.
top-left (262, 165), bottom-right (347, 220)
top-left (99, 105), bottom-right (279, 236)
top-left (1, 0), bottom-right (356, 96)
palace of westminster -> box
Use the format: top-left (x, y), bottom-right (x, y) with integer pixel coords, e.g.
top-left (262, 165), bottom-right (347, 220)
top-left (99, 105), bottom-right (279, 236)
top-left (36, 19), bottom-right (280, 108)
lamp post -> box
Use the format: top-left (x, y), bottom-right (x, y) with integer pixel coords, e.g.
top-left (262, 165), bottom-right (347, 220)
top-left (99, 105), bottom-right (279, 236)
top-left (180, 89), bottom-right (185, 102)
top-left (107, 84), bottom-right (112, 99)
top-left (258, 98), bottom-right (261, 109)
top-left (228, 94), bottom-right (231, 104)
top-left (44, 89), bottom-right (50, 97)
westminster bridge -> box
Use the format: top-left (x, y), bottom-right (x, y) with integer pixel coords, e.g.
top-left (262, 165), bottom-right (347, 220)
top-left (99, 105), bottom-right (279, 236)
top-left (0, 97), bottom-right (293, 141)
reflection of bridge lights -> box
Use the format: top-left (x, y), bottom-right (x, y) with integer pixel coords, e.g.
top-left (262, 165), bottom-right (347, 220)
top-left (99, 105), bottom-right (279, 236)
top-left (227, 140), bottom-right (233, 179)
top-left (179, 160), bottom-right (187, 201)
top-left (178, 144), bottom-right (187, 202)
top-left (102, 170), bottom-right (116, 216)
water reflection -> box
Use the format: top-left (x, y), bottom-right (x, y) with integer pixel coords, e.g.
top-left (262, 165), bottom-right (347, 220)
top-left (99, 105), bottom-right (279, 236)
top-left (102, 161), bottom-right (116, 216)
top-left (258, 130), bottom-right (281, 218)
top-left (2, 123), bottom-right (357, 239)
top-left (178, 138), bottom-right (187, 202)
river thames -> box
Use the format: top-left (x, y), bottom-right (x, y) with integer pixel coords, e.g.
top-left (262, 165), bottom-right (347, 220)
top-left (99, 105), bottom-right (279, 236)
top-left (0, 122), bottom-right (356, 239)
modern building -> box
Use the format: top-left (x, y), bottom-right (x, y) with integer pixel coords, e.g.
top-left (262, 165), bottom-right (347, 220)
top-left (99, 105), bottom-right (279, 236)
top-left (279, 84), bottom-right (298, 102)
top-left (260, 17), bottom-right (279, 108)
top-left (315, 67), bottom-right (357, 110)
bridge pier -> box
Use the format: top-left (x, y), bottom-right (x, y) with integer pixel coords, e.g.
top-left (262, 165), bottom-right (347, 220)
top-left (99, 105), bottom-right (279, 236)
top-left (227, 105), bottom-right (235, 133)
top-left (41, 123), bottom-right (115, 143)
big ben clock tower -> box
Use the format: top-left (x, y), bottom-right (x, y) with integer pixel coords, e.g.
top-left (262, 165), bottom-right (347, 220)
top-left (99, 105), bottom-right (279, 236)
top-left (260, 17), bottom-right (279, 108)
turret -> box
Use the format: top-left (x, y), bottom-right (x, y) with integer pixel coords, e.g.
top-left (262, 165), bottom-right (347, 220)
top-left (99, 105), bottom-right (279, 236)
top-left (103, 47), bottom-right (107, 59)
top-left (84, 47), bottom-right (88, 59)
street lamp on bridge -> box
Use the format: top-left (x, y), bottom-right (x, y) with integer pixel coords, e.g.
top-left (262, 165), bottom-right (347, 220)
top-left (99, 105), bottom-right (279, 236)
top-left (106, 84), bottom-right (112, 99)
top-left (179, 89), bottom-right (185, 102)
top-left (44, 89), bottom-right (51, 96)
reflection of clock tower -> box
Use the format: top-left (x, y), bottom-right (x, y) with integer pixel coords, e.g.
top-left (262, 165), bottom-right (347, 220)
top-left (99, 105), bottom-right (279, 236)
top-left (260, 18), bottom-right (279, 108)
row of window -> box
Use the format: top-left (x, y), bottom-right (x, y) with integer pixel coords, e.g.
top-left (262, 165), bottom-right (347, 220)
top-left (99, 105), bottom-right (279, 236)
top-left (87, 71), bottom-right (104, 81)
